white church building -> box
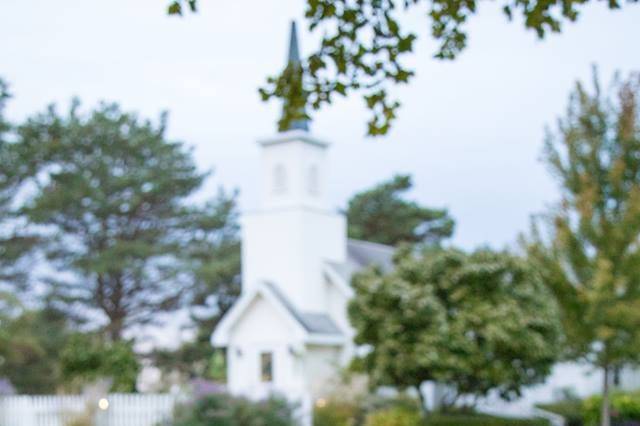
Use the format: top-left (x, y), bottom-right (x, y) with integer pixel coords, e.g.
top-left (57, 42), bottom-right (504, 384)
top-left (211, 21), bottom-right (640, 424)
top-left (211, 22), bottom-right (395, 420)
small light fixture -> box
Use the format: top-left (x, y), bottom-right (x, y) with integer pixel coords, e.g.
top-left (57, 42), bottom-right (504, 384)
top-left (98, 398), bottom-right (109, 411)
top-left (315, 398), bottom-right (327, 408)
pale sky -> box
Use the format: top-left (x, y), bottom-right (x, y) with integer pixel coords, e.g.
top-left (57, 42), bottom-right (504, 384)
top-left (2, 0), bottom-right (639, 251)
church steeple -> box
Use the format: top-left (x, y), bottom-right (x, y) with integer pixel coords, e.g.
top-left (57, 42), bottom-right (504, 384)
top-left (288, 21), bottom-right (301, 65)
top-left (281, 21), bottom-right (309, 132)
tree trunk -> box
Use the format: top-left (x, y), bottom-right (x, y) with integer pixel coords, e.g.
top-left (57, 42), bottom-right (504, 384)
top-left (601, 365), bottom-right (611, 426)
top-left (416, 385), bottom-right (429, 418)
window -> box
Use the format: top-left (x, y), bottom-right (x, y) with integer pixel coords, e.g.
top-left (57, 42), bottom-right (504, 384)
top-left (273, 164), bottom-right (287, 195)
top-left (260, 352), bottom-right (273, 383)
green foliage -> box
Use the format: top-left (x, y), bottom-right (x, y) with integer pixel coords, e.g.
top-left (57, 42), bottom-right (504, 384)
top-left (423, 413), bottom-right (550, 426)
top-left (538, 390), bottom-right (640, 426)
top-left (364, 407), bottom-right (422, 426)
top-left (313, 396), bottom-right (548, 426)
top-left (583, 391), bottom-right (640, 425)
top-left (537, 399), bottom-right (584, 426)
top-left (173, 0), bottom-right (638, 135)
top-left (0, 302), bottom-right (70, 394)
top-left (60, 333), bottom-right (139, 392)
top-left (166, 0), bottom-right (197, 15)
top-left (0, 78), bottom-right (37, 293)
top-left (169, 393), bottom-right (297, 426)
top-left (14, 100), bottom-right (240, 340)
top-left (526, 71), bottom-right (640, 423)
top-left (154, 344), bottom-right (228, 383)
top-left (314, 400), bottom-right (361, 426)
top-left (260, 54), bottom-right (311, 133)
top-left (349, 246), bottom-right (561, 405)
top-left (346, 175), bottom-right (454, 246)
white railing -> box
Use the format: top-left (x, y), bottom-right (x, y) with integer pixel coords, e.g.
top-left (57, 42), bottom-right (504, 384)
top-left (0, 394), bottom-right (177, 426)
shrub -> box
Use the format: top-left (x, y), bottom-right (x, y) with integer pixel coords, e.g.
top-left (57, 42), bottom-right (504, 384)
top-left (170, 393), bottom-right (296, 426)
top-left (364, 407), bottom-right (422, 426)
top-left (314, 400), bottom-right (360, 426)
top-left (424, 413), bottom-right (550, 426)
top-left (313, 392), bottom-right (421, 426)
top-left (60, 334), bottom-right (139, 392)
top-left (583, 391), bottom-right (640, 426)
top-left (537, 400), bottom-right (584, 426)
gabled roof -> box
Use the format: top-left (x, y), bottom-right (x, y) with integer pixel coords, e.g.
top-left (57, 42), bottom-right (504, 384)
top-left (212, 281), bottom-right (344, 347)
top-left (264, 282), bottom-right (342, 335)
top-left (324, 239), bottom-right (395, 295)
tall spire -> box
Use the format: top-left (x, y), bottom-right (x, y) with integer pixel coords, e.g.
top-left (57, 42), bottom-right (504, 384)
top-left (281, 21), bottom-right (309, 132)
top-left (288, 21), bottom-right (301, 65)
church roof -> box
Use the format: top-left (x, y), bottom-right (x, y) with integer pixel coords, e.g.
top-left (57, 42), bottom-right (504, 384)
top-left (212, 280), bottom-right (345, 347)
top-left (264, 282), bottom-right (342, 335)
top-left (346, 239), bottom-right (395, 272)
top-left (326, 239), bottom-right (395, 285)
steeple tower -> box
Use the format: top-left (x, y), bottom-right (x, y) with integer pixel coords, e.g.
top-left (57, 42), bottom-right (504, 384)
top-left (281, 21), bottom-right (309, 132)
top-left (239, 23), bottom-right (347, 312)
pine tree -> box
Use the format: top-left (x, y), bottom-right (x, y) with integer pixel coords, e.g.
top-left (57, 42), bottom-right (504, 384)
top-left (15, 100), bottom-right (240, 341)
top-left (346, 174), bottom-right (454, 246)
top-left (0, 79), bottom-right (37, 294)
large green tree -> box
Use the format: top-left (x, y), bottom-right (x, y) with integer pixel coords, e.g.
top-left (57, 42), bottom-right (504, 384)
top-left (346, 174), bottom-right (454, 246)
top-left (0, 79), bottom-right (37, 293)
top-left (349, 246), bottom-right (560, 414)
top-left (526, 71), bottom-right (640, 426)
top-left (15, 100), bottom-right (240, 341)
top-left (153, 192), bottom-right (240, 381)
top-left (169, 0), bottom-right (638, 135)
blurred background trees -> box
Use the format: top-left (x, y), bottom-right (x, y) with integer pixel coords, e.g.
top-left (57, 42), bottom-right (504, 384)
top-left (346, 174), bottom-right (454, 246)
top-left (0, 80), bottom-right (241, 392)
top-left (526, 71), bottom-right (640, 426)
top-left (14, 100), bottom-right (240, 341)
top-left (349, 246), bottom-right (561, 415)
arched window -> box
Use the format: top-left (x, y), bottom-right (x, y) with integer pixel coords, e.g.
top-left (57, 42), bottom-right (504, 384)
top-left (308, 165), bottom-right (319, 195)
top-left (273, 164), bottom-right (287, 195)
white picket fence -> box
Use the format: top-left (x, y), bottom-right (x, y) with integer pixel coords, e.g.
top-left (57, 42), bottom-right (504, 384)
top-left (0, 394), bottom-right (177, 426)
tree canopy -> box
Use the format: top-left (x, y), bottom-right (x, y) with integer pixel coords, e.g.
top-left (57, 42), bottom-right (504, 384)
top-left (60, 333), bottom-right (140, 392)
top-left (526, 71), bottom-right (640, 426)
top-left (0, 79), bottom-right (37, 293)
top-left (169, 0), bottom-right (638, 135)
top-left (346, 174), bottom-right (454, 246)
top-left (349, 246), bottom-right (561, 411)
top-left (13, 100), bottom-right (240, 341)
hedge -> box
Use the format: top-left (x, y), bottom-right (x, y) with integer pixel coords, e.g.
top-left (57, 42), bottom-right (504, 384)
top-left (537, 400), bottom-right (583, 426)
top-left (423, 413), bottom-right (550, 426)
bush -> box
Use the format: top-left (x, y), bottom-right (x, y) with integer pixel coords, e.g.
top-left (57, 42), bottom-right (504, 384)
top-left (364, 407), bottom-right (422, 426)
top-left (423, 413), bottom-right (550, 426)
top-left (583, 391), bottom-right (640, 426)
top-left (60, 334), bottom-right (139, 392)
top-left (313, 393), bottom-right (421, 426)
top-left (314, 400), bottom-right (360, 426)
top-left (170, 393), bottom-right (297, 426)
top-left (537, 400), bottom-right (584, 426)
